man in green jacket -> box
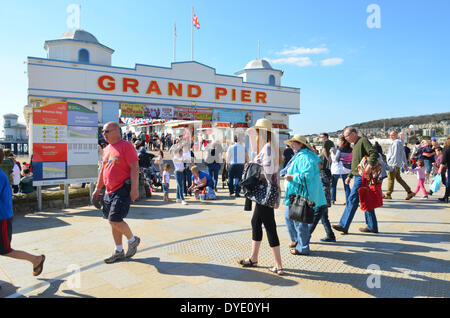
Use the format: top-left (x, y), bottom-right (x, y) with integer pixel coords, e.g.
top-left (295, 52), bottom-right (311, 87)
top-left (332, 127), bottom-right (380, 234)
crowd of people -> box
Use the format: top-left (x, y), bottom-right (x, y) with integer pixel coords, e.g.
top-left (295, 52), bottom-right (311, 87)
top-left (1, 119), bottom-right (449, 279)
top-left (0, 148), bottom-right (34, 195)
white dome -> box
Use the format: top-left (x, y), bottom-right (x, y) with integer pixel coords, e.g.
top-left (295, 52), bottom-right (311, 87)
top-left (61, 29), bottom-right (99, 44)
top-left (244, 58), bottom-right (273, 70)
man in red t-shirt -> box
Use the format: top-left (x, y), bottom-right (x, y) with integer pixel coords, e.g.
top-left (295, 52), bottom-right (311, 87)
top-left (93, 121), bottom-right (141, 264)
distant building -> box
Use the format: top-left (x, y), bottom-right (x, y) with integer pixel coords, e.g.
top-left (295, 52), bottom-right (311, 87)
top-left (422, 128), bottom-right (436, 137)
top-left (1, 113), bottom-right (28, 154)
top-left (445, 126), bottom-right (450, 136)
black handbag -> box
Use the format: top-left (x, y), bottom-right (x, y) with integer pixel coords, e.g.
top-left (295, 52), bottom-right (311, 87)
top-left (288, 178), bottom-right (315, 224)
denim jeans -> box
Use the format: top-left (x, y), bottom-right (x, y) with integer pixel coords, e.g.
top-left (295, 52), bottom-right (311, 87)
top-left (183, 168), bottom-right (192, 195)
top-left (338, 176), bottom-right (378, 232)
top-left (207, 162), bottom-right (221, 189)
top-left (284, 206), bottom-right (310, 253)
top-left (309, 205), bottom-right (335, 240)
top-left (331, 174), bottom-right (350, 203)
top-left (175, 171), bottom-right (185, 200)
top-left (294, 221), bottom-right (311, 254)
top-left (228, 163), bottom-right (244, 195)
top-left (284, 206), bottom-right (298, 242)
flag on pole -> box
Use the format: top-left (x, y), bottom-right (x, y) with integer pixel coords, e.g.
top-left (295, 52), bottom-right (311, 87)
top-left (193, 13), bottom-right (200, 29)
top-left (174, 22), bottom-right (177, 37)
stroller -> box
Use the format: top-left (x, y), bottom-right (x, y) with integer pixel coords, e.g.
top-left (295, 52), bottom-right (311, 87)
top-left (138, 150), bottom-right (163, 196)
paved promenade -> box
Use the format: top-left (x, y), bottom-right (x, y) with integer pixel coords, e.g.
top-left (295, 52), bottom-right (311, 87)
top-left (0, 173), bottom-right (448, 298)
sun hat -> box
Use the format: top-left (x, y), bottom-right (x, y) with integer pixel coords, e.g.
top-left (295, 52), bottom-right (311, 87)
top-left (249, 118), bottom-right (273, 131)
top-left (285, 134), bottom-right (314, 151)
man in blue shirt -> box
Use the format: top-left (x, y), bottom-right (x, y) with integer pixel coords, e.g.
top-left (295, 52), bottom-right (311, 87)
top-left (226, 136), bottom-right (249, 197)
top-left (0, 149), bottom-right (45, 276)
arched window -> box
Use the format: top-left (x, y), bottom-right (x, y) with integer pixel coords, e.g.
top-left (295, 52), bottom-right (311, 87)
top-left (78, 49), bottom-right (90, 63)
top-left (268, 75), bottom-right (276, 86)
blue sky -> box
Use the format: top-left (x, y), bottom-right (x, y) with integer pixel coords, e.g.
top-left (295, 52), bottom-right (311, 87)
top-left (0, 0), bottom-right (449, 135)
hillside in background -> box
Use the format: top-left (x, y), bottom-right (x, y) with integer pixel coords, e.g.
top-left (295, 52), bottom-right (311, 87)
top-left (352, 112), bottom-right (450, 129)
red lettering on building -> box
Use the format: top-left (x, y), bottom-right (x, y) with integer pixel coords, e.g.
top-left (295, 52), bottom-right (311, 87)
top-left (168, 82), bottom-right (183, 96)
top-left (215, 87), bottom-right (227, 100)
top-left (241, 90), bottom-right (251, 102)
top-left (255, 91), bottom-right (267, 104)
top-left (188, 84), bottom-right (202, 98)
top-left (123, 78), bottom-right (139, 93)
top-left (98, 75), bottom-right (116, 91)
top-left (146, 80), bottom-right (162, 95)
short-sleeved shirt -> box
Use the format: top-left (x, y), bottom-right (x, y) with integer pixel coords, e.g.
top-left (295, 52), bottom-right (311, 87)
top-left (0, 170), bottom-right (13, 220)
top-left (226, 143), bottom-right (247, 165)
top-left (102, 140), bottom-right (138, 194)
top-left (192, 171), bottom-right (214, 188)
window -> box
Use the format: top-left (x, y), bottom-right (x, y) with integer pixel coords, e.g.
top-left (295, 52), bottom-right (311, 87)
top-left (78, 49), bottom-right (90, 63)
top-left (268, 75), bottom-right (276, 86)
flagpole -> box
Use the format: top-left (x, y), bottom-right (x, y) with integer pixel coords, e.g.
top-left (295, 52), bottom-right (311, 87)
top-left (174, 22), bottom-right (176, 62)
top-left (191, 6), bottom-right (194, 61)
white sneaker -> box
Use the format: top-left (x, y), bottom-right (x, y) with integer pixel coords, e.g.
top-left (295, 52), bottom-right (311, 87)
top-left (422, 196), bottom-right (429, 200)
top-left (176, 199), bottom-right (181, 203)
top-left (182, 200), bottom-right (188, 205)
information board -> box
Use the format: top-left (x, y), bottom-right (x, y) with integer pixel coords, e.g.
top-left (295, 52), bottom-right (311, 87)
top-left (31, 102), bottom-right (99, 186)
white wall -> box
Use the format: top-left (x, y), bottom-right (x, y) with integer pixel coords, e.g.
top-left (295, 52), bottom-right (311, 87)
top-left (47, 42), bottom-right (112, 66)
top-left (238, 70), bottom-right (281, 86)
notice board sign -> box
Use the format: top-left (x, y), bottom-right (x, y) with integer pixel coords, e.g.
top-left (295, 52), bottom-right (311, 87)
top-left (31, 102), bottom-right (99, 186)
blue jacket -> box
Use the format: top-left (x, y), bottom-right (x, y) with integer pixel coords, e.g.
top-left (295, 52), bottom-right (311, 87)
top-left (284, 149), bottom-right (327, 209)
top-left (0, 170), bottom-right (13, 220)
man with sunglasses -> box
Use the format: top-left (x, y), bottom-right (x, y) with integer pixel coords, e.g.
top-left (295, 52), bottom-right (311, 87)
top-left (93, 122), bottom-right (141, 264)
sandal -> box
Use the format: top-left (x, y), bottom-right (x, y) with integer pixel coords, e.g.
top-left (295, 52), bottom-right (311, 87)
top-left (288, 242), bottom-right (298, 248)
top-left (238, 258), bottom-right (258, 267)
top-left (33, 255), bottom-right (45, 277)
top-left (269, 267), bottom-right (284, 276)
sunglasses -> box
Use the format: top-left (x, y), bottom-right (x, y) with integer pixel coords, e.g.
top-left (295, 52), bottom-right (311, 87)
top-left (102, 129), bottom-right (111, 134)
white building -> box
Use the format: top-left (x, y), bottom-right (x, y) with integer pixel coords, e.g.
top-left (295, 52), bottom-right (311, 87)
top-left (25, 29), bottom-right (300, 143)
top-left (0, 113), bottom-right (28, 154)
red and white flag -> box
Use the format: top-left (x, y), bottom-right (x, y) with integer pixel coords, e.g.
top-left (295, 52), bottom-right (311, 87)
top-left (193, 14), bottom-right (200, 29)
top-left (174, 23), bottom-right (177, 37)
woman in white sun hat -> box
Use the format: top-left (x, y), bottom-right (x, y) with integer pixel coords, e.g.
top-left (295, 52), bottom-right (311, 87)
top-left (238, 118), bottom-right (284, 275)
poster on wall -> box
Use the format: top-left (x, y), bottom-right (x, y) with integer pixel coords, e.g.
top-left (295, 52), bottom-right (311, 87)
top-left (212, 109), bottom-right (252, 123)
top-left (143, 105), bottom-right (174, 119)
top-left (31, 102), bottom-right (99, 186)
top-left (120, 103), bottom-right (145, 118)
top-left (173, 106), bottom-right (212, 121)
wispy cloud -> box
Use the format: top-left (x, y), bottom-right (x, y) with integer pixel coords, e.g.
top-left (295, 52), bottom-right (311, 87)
top-left (270, 57), bottom-right (313, 67)
top-left (276, 46), bottom-right (329, 56)
top-left (320, 58), bottom-right (344, 66)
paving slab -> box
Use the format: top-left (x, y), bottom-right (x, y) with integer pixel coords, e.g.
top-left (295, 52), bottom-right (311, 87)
top-left (0, 173), bottom-right (449, 298)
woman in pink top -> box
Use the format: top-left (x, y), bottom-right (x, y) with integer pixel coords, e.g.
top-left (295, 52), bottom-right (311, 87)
top-left (408, 159), bottom-right (428, 199)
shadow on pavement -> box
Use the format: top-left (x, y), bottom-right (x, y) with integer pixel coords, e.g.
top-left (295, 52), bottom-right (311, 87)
top-left (285, 267), bottom-right (450, 297)
top-left (2, 279), bottom-right (95, 298)
top-left (0, 280), bottom-right (23, 298)
top-left (132, 257), bottom-right (297, 287)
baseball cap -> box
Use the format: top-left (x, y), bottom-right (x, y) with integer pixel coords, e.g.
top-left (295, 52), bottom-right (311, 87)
top-left (431, 138), bottom-right (437, 141)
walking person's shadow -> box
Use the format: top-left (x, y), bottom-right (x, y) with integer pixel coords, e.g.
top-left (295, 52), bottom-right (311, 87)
top-left (131, 257), bottom-right (297, 287)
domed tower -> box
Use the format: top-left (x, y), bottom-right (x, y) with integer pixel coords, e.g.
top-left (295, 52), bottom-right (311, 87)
top-left (235, 58), bottom-right (283, 86)
top-left (44, 29), bottom-right (114, 65)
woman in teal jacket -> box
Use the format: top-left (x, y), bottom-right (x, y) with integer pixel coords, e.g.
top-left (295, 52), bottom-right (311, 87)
top-left (283, 135), bottom-right (327, 255)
